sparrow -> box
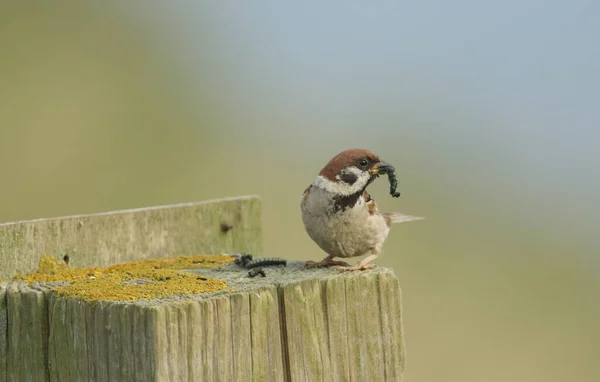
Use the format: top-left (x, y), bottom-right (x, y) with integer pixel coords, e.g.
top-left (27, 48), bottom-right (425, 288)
top-left (301, 148), bottom-right (423, 271)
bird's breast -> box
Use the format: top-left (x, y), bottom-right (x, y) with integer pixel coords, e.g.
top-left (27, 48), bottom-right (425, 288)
top-left (301, 186), bottom-right (389, 258)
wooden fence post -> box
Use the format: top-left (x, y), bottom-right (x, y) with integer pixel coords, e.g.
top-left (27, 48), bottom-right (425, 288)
top-left (0, 196), bottom-right (405, 381)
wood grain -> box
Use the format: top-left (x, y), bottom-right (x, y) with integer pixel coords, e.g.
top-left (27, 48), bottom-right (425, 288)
top-left (0, 196), bottom-right (263, 280)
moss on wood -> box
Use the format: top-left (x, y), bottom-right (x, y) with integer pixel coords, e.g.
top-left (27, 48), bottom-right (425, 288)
top-left (16, 254), bottom-right (234, 302)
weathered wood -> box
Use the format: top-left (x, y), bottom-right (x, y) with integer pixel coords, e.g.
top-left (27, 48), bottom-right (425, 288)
top-left (249, 286), bottom-right (285, 381)
top-left (280, 271), bottom-right (405, 381)
top-left (5, 282), bottom-right (51, 381)
top-left (4, 262), bottom-right (405, 382)
top-left (0, 196), bottom-right (263, 280)
top-left (0, 283), bottom-right (7, 382)
top-left (2, 196), bottom-right (405, 381)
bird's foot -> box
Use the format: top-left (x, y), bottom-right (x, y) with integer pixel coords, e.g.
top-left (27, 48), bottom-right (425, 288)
top-left (333, 253), bottom-right (379, 272)
top-left (305, 258), bottom-right (350, 269)
top-left (333, 263), bottom-right (377, 272)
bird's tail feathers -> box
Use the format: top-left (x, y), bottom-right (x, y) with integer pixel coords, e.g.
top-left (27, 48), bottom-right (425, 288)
top-left (384, 212), bottom-right (425, 224)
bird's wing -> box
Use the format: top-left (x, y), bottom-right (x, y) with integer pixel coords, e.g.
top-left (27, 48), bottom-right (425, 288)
top-left (383, 212), bottom-right (425, 224)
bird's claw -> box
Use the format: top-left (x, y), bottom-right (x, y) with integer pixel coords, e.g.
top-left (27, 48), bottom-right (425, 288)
top-left (305, 259), bottom-right (350, 269)
top-left (333, 263), bottom-right (377, 272)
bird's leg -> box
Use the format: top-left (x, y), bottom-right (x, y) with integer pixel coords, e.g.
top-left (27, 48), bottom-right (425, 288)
top-left (335, 251), bottom-right (379, 271)
top-left (305, 255), bottom-right (350, 269)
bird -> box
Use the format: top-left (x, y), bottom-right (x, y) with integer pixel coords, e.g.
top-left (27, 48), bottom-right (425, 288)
top-left (300, 148), bottom-right (423, 271)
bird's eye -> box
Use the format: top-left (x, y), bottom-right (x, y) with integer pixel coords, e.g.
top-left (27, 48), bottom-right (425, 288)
top-left (358, 158), bottom-right (369, 168)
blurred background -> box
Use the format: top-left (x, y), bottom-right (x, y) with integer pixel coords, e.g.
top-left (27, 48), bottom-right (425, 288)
top-left (1, 1), bottom-right (599, 381)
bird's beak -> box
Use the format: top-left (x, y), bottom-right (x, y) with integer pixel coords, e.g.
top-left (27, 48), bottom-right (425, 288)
top-left (368, 161), bottom-right (391, 176)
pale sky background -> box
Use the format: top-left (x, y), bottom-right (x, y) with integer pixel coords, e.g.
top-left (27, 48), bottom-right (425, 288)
top-left (138, 0), bottom-right (600, 255)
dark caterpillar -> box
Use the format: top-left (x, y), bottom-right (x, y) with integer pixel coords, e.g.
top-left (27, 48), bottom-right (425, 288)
top-left (245, 258), bottom-right (287, 269)
top-left (248, 268), bottom-right (267, 278)
top-left (386, 166), bottom-right (401, 198)
top-left (234, 253), bottom-right (254, 267)
top-left (234, 254), bottom-right (287, 269)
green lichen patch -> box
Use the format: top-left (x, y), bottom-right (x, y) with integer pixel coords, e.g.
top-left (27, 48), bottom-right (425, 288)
top-left (16, 254), bottom-right (234, 302)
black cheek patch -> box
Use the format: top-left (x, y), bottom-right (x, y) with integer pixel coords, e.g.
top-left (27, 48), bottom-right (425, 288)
top-left (339, 170), bottom-right (358, 185)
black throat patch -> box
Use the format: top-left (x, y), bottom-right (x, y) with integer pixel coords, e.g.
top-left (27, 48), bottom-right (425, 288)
top-left (330, 175), bottom-right (377, 213)
top-left (332, 191), bottom-right (363, 213)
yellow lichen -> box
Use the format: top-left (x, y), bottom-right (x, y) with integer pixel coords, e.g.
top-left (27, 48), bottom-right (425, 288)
top-left (17, 254), bottom-right (234, 302)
